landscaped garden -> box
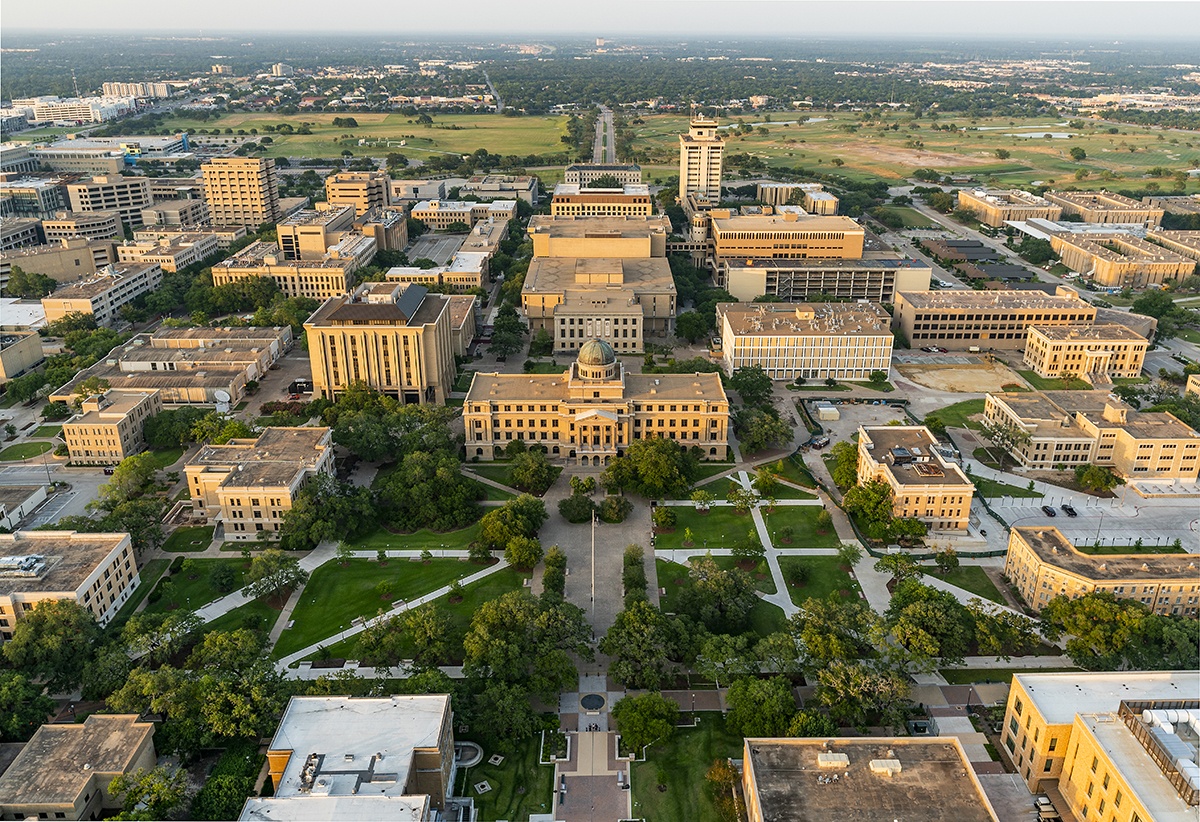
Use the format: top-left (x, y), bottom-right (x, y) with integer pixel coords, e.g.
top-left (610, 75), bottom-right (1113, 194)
top-left (924, 398), bottom-right (985, 431)
top-left (1017, 370), bottom-right (1092, 391)
top-left (971, 476), bottom-right (1041, 499)
top-left (455, 730), bottom-right (555, 822)
top-left (143, 558), bottom-right (252, 615)
top-left (655, 559), bottom-right (786, 638)
top-left (931, 566), bottom-right (1005, 604)
top-left (777, 556), bottom-right (860, 605)
top-left (1075, 541), bottom-right (1186, 555)
top-left (0, 441), bottom-right (53, 461)
top-left (162, 525), bottom-right (216, 553)
top-left (763, 506), bottom-right (841, 549)
top-left (631, 713), bottom-right (746, 822)
top-left (354, 522), bottom-right (482, 553)
top-left (655, 506), bottom-right (755, 552)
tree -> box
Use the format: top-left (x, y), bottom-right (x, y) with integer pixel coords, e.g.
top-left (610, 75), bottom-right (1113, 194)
top-left (1074, 464), bottom-right (1124, 493)
top-left (843, 479), bottom-right (895, 536)
top-left (732, 529), bottom-right (765, 563)
top-left (479, 494), bottom-right (548, 549)
top-left (280, 474), bottom-right (377, 550)
top-left (729, 365), bottom-right (773, 407)
top-left (874, 552), bottom-right (924, 584)
top-left (1130, 289), bottom-right (1177, 319)
top-left (677, 554), bottom-right (759, 634)
top-left (2, 599), bottom-right (102, 693)
top-left (725, 676), bottom-right (797, 737)
top-left (734, 406), bottom-right (792, 453)
top-left (752, 465), bottom-right (779, 498)
top-left (675, 310), bottom-right (709, 343)
top-left (836, 542), bottom-right (863, 568)
top-left (1040, 591), bottom-right (1199, 671)
top-left (934, 547), bottom-right (960, 575)
top-left (980, 419), bottom-right (1032, 468)
top-left (695, 633), bottom-right (759, 687)
top-left (335, 541), bottom-right (354, 565)
top-left (789, 595), bottom-right (882, 674)
top-left (542, 545), bottom-right (567, 600)
top-left (186, 629), bottom-right (265, 675)
top-left (726, 487), bottom-right (759, 515)
top-left (510, 450), bottom-right (556, 495)
top-left (97, 453), bottom-right (158, 507)
top-left (403, 603), bottom-right (452, 669)
top-left (690, 489), bottom-right (716, 510)
top-left (600, 601), bottom-right (683, 690)
top-left (815, 660), bottom-right (910, 730)
top-left (244, 549), bottom-right (309, 601)
top-left (1016, 237), bottom-right (1058, 265)
top-left (569, 475), bottom-right (596, 495)
top-left (471, 681), bottom-right (544, 750)
top-left (994, 148), bottom-right (1011, 160)
top-left (504, 535), bottom-right (544, 570)
top-left (601, 436), bottom-right (697, 499)
top-left (558, 491), bottom-right (596, 523)
top-left (886, 580), bottom-right (974, 669)
top-left (788, 710), bottom-right (839, 737)
top-left (109, 766), bottom-right (189, 820)
top-left (828, 441), bottom-right (859, 489)
top-left (122, 610), bottom-right (202, 665)
top-left (3, 265), bottom-right (57, 299)
top-left (868, 369), bottom-right (889, 386)
top-left (0, 671), bottom-right (55, 742)
top-left (1069, 146), bottom-right (1087, 161)
top-left (612, 692), bottom-right (679, 753)
top-left (527, 327), bottom-right (553, 357)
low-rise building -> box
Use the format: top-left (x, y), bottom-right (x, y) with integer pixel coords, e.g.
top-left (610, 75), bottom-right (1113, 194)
top-left (0, 238), bottom-right (118, 287)
top-left (1145, 228), bottom-right (1200, 263)
top-left (140, 198), bottom-right (210, 228)
top-left (1143, 194), bottom-right (1200, 216)
top-left (0, 485), bottom-right (48, 531)
top-left (410, 199), bottom-right (516, 230)
top-left (459, 174), bottom-right (538, 204)
top-left (1045, 190), bottom-right (1165, 226)
top-left (0, 216), bottom-right (43, 250)
top-left (0, 328), bottom-right (45, 384)
top-left (857, 425), bottom-right (974, 531)
top-left (564, 163), bottom-right (642, 186)
top-left (527, 214), bottom-right (670, 259)
top-left (212, 238), bottom-right (375, 301)
top-left (0, 715), bottom-right (155, 821)
top-left (983, 390), bottom-right (1200, 478)
top-left (957, 189), bottom-right (1063, 227)
top-left (550, 183), bottom-right (653, 217)
top-left (134, 224), bottom-right (247, 250)
top-left (1049, 232), bottom-right (1195, 289)
top-left (464, 340), bottom-right (730, 464)
top-left (1022, 324), bottom-right (1148, 384)
top-left (62, 388), bottom-right (163, 465)
top-left (725, 257), bottom-right (932, 303)
top-left (0, 531), bottom-right (138, 633)
top-left (186, 427), bottom-right (334, 539)
top-left (387, 251), bottom-right (488, 293)
top-left (893, 287), bottom-right (1101, 350)
top-left (1187, 373), bottom-right (1200, 398)
top-left (305, 283), bottom-right (456, 404)
top-left (115, 233), bottom-right (221, 272)
top-left (390, 179), bottom-right (445, 203)
top-left (742, 737), bottom-right (998, 822)
top-left (239, 695), bottom-right (455, 820)
top-left (324, 170), bottom-right (391, 215)
top-left (717, 301), bottom-right (893, 381)
top-left (1004, 526), bottom-right (1200, 616)
top-left (457, 217), bottom-right (508, 259)
top-left (999, 669), bottom-right (1200, 822)
top-left (66, 175), bottom-right (153, 228)
top-left (41, 263), bottom-right (162, 326)
top-left (41, 210), bottom-right (122, 242)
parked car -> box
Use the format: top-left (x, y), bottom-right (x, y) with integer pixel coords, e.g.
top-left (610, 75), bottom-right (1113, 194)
top-left (1041, 504), bottom-right (1057, 517)
top-left (1061, 504), bottom-right (1078, 517)
top-left (103, 467), bottom-right (116, 475)
top-left (921, 346), bottom-right (937, 352)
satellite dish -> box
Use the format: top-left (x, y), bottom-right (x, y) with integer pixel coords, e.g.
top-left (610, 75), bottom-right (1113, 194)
top-left (214, 390), bottom-right (232, 402)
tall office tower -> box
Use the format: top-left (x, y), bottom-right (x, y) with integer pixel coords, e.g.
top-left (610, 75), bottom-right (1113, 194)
top-left (678, 116), bottom-right (724, 206)
top-left (200, 157), bottom-right (281, 228)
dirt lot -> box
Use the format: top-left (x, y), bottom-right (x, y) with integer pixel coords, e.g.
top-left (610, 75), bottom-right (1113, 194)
top-left (896, 362), bottom-right (1025, 393)
top-left (833, 142), bottom-right (997, 169)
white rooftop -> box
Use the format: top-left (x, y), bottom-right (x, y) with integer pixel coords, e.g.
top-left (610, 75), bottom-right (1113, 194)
top-left (240, 795), bottom-right (428, 821)
top-left (1015, 670), bottom-right (1200, 725)
top-left (1084, 715), bottom-right (1198, 822)
top-left (0, 298), bottom-right (47, 329)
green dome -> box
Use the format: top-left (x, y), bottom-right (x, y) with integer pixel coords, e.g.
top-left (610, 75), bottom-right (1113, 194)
top-left (577, 338), bottom-right (616, 367)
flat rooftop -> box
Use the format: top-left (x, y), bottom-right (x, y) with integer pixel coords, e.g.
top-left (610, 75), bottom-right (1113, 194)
top-left (1029, 323), bottom-right (1147, 342)
top-left (861, 426), bottom-right (972, 487)
top-left (189, 427), bottom-right (329, 476)
top-left (307, 285), bottom-right (447, 328)
top-left (552, 183), bottom-right (651, 196)
top-left (744, 737), bottom-right (997, 822)
top-left (1085, 712), bottom-right (1198, 822)
top-left (240, 796), bottom-right (428, 821)
top-left (897, 289), bottom-right (1089, 311)
top-left (44, 265), bottom-right (158, 300)
top-left (1013, 670), bottom-right (1200, 725)
top-left (718, 302), bottom-right (892, 337)
top-left (1052, 233), bottom-right (1193, 265)
top-left (465, 370), bottom-right (727, 404)
top-left (0, 485), bottom-right (43, 512)
top-left (527, 214), bottom-right (671, 238)
top-left (523, 256), bottom-right (674, 295)
top-left (0, 531), bottom-right (127, 596)
top-left (963, 188), bottom-right (1055, 207)
top-left (710, 213), bottom-right (862, 234)
top-left (1013, 526), bottom-right (1200, 585)
top-left (150, 326), bottom-right (290, 344)
top-left (446, 295), bottom-right (476, 330)
top-left (1047, 190), bottom-right (1156, 211)
top-left (725, 256), bottom-right (926, 272)
top-left (277, 206), bottom-right (355, 227)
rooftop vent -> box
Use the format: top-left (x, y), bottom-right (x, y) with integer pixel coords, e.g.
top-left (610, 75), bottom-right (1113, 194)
top-left (869, 759), bottom-right (902, 777)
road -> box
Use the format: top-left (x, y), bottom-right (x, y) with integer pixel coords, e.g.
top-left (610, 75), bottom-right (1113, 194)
top-left (592, 106), bottom-right (615, 164)
top-left (482, 70), bottom-right (503, 114)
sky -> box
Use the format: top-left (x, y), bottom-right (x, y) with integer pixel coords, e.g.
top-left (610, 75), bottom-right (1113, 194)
top-left (3, 0), bottom-right (1200, 39)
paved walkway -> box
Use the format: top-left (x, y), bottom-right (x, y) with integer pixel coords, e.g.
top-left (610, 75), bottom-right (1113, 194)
top-left (193, 543), bottom-right (337, 623)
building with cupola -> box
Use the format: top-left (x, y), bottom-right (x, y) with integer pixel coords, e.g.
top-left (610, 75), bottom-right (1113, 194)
top-left (463, 339), bottom-right (729, 465)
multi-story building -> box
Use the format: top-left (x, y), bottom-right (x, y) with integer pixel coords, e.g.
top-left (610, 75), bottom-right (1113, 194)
top-left (983, 390), bottom-right (1200, 478)
top-left (305, 282), bottom-right (456, 404)
top-left (0, 145), bottom-right (41, 175)
top-left (550, 183), bottom-right (654, 217)
top-left (999, 669), bottom-right (1200, 822)
top-left (0, 216), bottom-right (43, 250)
top-left (0, 175), bottom-right (72, 219)
top-left (12, 95), bottom-right (136, 124)
top-left (390, 179), bottom-right (445, 203)
top-left (0, 486), bottom-right (49, 532)
top-left (564, 163), bottom-right (642, 186)
top-left (41, 210), bottom-right (122, 242)
top-left (724, 257), bottom-right (932, 303)
top-left (456, 217), bottom-right (507, 259)
top-left (528, 214), bottom-right (669, 259)
top-left (678, 116), bottom-right (724, 211)
top-left (709, 210), bottom-right (865, 266)
top-left (324, 171), bottom-right (391, 216)
top-left (211, 237), bottom-right (375, 301)
top-left (239, 695), bottom-right (454, 820)
top-left (1144, 194), bottom-right (1200, 216)
top-left (41, 263), bottom-right (162, 326)
top-left (0, 238), bottom-right (117, 288)
top-left (1023, 324), bottom-right (1148, 384)
top-left (146, 175), bottom-right (205, 202)
top-left (1187, 372), bottom-right (1200, 398)
top-left (354, 207), bottom-right (408, 252)
top-left (115, 233), bottom-right (221, 272)
top-left (756, 181), bottom-right (825, 207)
top-left (742, 738), bottom-right (998, 822)
top-left (102, 81), bottom-right (171, 98)
top-left (270, 63), bottom-right (295, 77)
top-left (1045, 190), bottom-right (1165, 226)
top-left (464, 339), bottom-right (730, 464)
top-left (27, 145), bottom-right (126, 176)
top-left (140, 198), bottom-right (210, 228)
top-left (893, 287), bottom-right (1101, 350)
top-left (276, 206), bottom-right (358, 260)
top-left (66, 175), bottom-right (152, 228)
top-left (186, 427), bottom-right (333, 539)
top-left (62, 389), bottom-right (163, 466)
top-left (856, 425), bottom-right (974, 531)
top-left (1049, 232), bottom-right (1195, 289)
top-left (1145, 228), bottom-right (1200, 263)
top-left (0, 531), bottom-right (138, 632)
top-left (134, 224), bottom-right (247, 250)
top-left (410, 199), bottom-right (516, 230)
top-left (956, 189), bottom-right (1063, 227)
top-left (1004, 526), bottom-right (1199, 616)
top-left (200, 157), bottom-right (281, 228)
top-left (387, 252), bottom-right (488, 293)
top-left (459, 174), bottom-right (539, 204)
top-left (717, 302), bottom-right (893, 381)
top-left (0, 715), bottom-right (156, 822)
top-left (0, 328), bottom-right (45, 384)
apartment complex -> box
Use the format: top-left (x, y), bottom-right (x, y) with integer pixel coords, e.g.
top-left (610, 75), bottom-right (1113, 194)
top-left (140, 198), bottom-right (210, 228)
top-left (1005, 526), bottom-right (1199, 616)
top-left (186, 427), bottom-right (333, 539)
top-left (200, 157), bottom-right (282, 227)
top-left (999, 670), bottom-right (1199, 821)
top-left (857, 425), bottom-right (974, 531)
top-left (41, 263), bottom-right (163, 326)
top-left (324, 170), bottom-right (391, 215)
top-left (211, 236), bottom-right (376, 300)
top-left (0, 531), bottom-right (138, 633)
top-left (956, 189), bottom-right (1064, 227)
top-left (1023, 324), bottom-right (1148, 383)
top-left (66, 175), bottom-right (152, 228)
top-left (62, 389), bottom-right (163, 466)
top-left (1044, 190), bottom-right (1165, 226)
top-left (983, 390), bottom-right (1200, 478)
top-left (1049, 232), bottom-right (1195, 288)
top-left (549, 183), bottom-right (654, 217)
top-left (564, 163), bottom-right (642, 186)
top-left (742, 738), bottom-right (998, 822)
top-left (0, 328), bottom-right (45, 384)
top-left (0, 715), bottom-right (156, 822)
top-left (305, 282), bottom-right (457, 404)
top-left (464, 339), bottom-right (730, 464)
top-left (240, 695), bottom-right (454, 820)
top-left (717, 301), bottom-right (893, 381)
top-left (41, 210), bottom-right (123, 242)
top-left (115, 233), bottom-right (221, 272)
top-left (678, 116), bottom-right (724, 210)
top-left (893, 287), bottom-right (1100, 350)
top-left (459, 174), bottom-right (539, 204)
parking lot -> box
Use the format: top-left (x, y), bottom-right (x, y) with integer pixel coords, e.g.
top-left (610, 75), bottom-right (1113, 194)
top-left (989, 493), bottom-right (1200, 551)
top-left (407, 234), bottom-right (466, 265)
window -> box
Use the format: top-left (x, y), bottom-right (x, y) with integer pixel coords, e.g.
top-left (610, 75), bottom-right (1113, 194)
top-left (1091, 756), bottom-right (1098, 773)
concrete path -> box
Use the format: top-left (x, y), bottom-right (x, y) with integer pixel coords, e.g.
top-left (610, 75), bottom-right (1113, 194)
top-left (193, 543), bottom-right (337, 623)
top-left (267, 586), bottom-right (305, 646)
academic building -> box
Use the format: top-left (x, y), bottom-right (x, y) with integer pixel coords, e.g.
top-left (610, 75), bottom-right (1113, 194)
top-left (62, 388), bottom-right (163, 465)
top-left (0, 238), bottom-right (118, 286)
top-left (956, 189), bottom-right (1063, 227)
top-left (459, 174), bottom-right (539, 204)
top-left (1044, 190), bottom-right (1165, 226)
top-left (41, 210), bottom-right (123, 242)
top-left (186, 427), bottom-right (334, 540)
top-left (65, 175), bottom-right (153, 228)
top-left (410, 199), bottom-right (516, 230)
top-left (211, 236), bottom-right (376, 301)
top-left (893, 287), bottom-right (1100, 350)
top-left (115, 232), bottom-right (221, 272)
top-left (678, 116), bottom-right (724, 213)
top-left (140, 198), bottom-right (210, 228)
top-left (756, 182), bottom-right (840, 214)
top-left (999, 670), bottom-right (1199, 822)
top-left (1022, 324), bottom-right (1149, 384)
top-left (305, 282), bottom-right (457, 404)
top-left (324, 170), bottom-right (392, 216)
top-left (464, 339), bottom-right (730, 465)
top-left (200, 156), bottom-right (282, 228)
top-left (0, 328), bottom-right (45, 385)
top-left (41, 263), bottom-right (163, 326)
top-left (717, 301), bottom-right (893, 382)
top-left (564, 163), bottom-right (642, 186)
top-left (549, 183), bottom-right (654, 217)
top-left (1048, 232), bottom-right (1195, 288)
top-left (983, 390), bottom-right (1200, 479)
top-left (1146, 229), bottom-right (1200, 262)
top-left (1004, 526), bottom-right (1200, 616)
top-left (856, 425), bottom-right (974, 531)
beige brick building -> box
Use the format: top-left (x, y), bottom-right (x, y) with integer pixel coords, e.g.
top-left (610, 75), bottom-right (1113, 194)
top-left (41, 210), bottom-right (123, 242)
top-left (201, 156), bottom-right (281, 228)
top-left (387, 252), bottom-right (488, 293)
top-left (709, 211), bottom-right (865, 270)
top-left (464, 340), bottom-right (729, 465)
top-left (115, 232), bottom-right (221, 272)
top-left (956, 189), bottom-right (1063, 227)
top-left (1048, 232), bottom-right (1195, 288)
top-left (0, 328), bottom-right (45, 385)
top-left (410, 199), bottom-right (516, 230)
top-left (305, 282), bottom-right (456, 404)
top-left (0, 531), bottom-right (138, 633)
top-left (724, 257), bottom-right (932, 303)
top-left (1044, 190), bottom-right (1164, 226)
top-left (564, 163), bottom-right (642, 186)
top-left (41, 263), bottom-right (163, 326)
top-left (857, 425), bottom-right (974, 531)
top-left (1023, 324), bottom-right (1148, 383)
top-left (66, 175), bottom-right (152, 228)
top-left (460, 174), bottom-right (538, 204)
top-left (678, 116), bottom-right (724, 210)
top-left (211, 237), bottom-right (375, 301)
top-left (550, 183), bottom-right (654, 217)
top-left (134, 224), bottom-right (247, 250)
top-left (186, 427), bottom-right (334, 540)
top-left (983, 390), bottom-right (1200, 478)
top-left (1145, 229), bottom-right (1200, 262)
top-left (354, 207), bottom-right (408, 252)
top-left (324, 170), bottom-right (391, 216)
top-left (0, 238), bottom-right (118, 287)
top-left (277, 206), bottom-right (357, 260)
top-left (140, 198), bottom-right (209, 228)
top-left (528, 214), bottom-right (670, 259)
top-left (893, 287), bottom-right (1100, 350)
top-left (62, 388), bottom-right (162, 465)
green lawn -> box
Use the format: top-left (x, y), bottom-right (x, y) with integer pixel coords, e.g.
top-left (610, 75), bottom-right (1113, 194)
top-left (709, 556), bottom-right (776, 595)
top-left (144, 558), bottom-right (252, 615)
top-left (931, 566), bottom-right (1005, 604)
top-left (763, 483), bottom-right (818, 501)
top-left (1175, 327), bottom-right (1200, 344)
top-left (107, 558), bottom-right (171, 631)
top-left (161, 525), bottom-right (215, 553)
top-left (0, 441), bottom-right (53, 460)
top-left (924, 399), bottom-right (986, 430)
top-left (32, 425), bottom-right (62, 438)
top-left (655, 559), bottom-right (786, 637)
top-left (655, 506), bottom-right (757, 551)
top-left (767, 455), bottom-right (818, 488)
top-left (631, 713), bottom-right (746, 822)
top-left (877, 206), bottom-right (937, 228)
top-left (693, 476), bottom-right (741, 499)
top-left (973, 477), bottom-right (1042, 499)
top-left (271, 558), bottom-right (477, 659)
top-left (144, 446), bottom-right (185, 469)
top-left (1075, 542), bottom-right (1186, 555)
top-left (354, 522), bottom-right (481, 552)
top-left (453, 370), bottom-right (476, 392)
top-left (466, 463), bottom-right (563, 494)
top-left (778, 556), bottom-right (860, 605)
top-left (847, 380), bottom-right (897, 392)
top-left (1017, 370), bottom-right (1093, 391)
top-left (524, 361), bottom-right (566, 374)
top-left (456, 732), bottom-right (555, 821)
top-left (692, 462), bottom-right (736, 482)
top-left (939, 667), bottom-right (1079, 685)
top-left (202, 597), bottom-right (281, 635)
top-left (764, 506), bottom-right (841, 548)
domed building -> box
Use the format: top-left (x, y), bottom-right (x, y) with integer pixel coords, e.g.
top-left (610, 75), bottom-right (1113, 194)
top-left (464, 340), bottom-right (729, 466)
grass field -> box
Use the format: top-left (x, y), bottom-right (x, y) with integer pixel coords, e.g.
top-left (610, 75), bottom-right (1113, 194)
top-left (144, 446), bottom-right (186, 469)
top-left (465, 463), bottom-right (562, 494)
top-left (162, 525), bottom-right (215, 553)
top-left (876, 206), bottom-right (936, 228)
top-left (973, 476), bottom-right (1042, 499)
top-left (931, 566), bottom-right (1005, 604)
top-left (631, 713), bottom-right (746, 822)
top-left (32, 425), bottom-right (62, 438)
top-left (203, 597), bottom-right (281, 635)
top-left (456, 733), bottom-right (555, 822)
top-left (924, 398), bottom-right (986, 430)
top-left (767, 455), bottom-right (818, 488)
top-left (655, 506), bottom-right (757, 551)
top-left (764, 506), bottom-right (841, 548)
top-left (354, 522), bottom-right (481, 553)
top-left (0, 441), bottom-right (53, 460)
top-left (107, 558), bottom-right (171, 630)
top-left (1018, 370), bottom-right (1093, 391)
top-left (656, 559), bottom-right (787, 637)
top-left (144, 558), bottom-right (251, 614)
top-left (1176, 327), bottom-right (1200, 344)
top-left (778, 556), bottom-right (860, 604)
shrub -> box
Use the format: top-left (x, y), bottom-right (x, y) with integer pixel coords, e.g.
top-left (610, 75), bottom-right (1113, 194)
top-left (786, 562), bottom-right (810, 587)
top-left (599, 495), bottom-right (632, 523)
top-left (557, 492), bottom-right (596, 523)
top-left (651, 507), bottom-right (677, 529)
